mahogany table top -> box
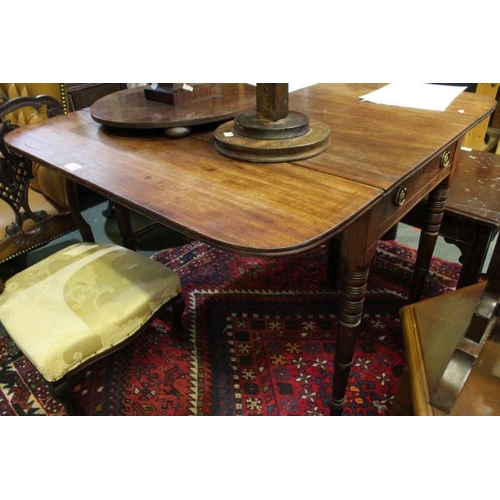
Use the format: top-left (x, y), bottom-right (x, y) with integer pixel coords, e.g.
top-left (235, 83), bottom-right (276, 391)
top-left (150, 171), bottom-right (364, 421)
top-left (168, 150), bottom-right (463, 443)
top-left (5, 84), bottom-right (496, 256)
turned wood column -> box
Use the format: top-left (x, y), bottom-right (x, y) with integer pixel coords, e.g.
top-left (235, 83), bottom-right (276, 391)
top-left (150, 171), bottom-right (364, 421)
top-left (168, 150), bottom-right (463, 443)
top-left (408, 177), bottom-right (450, 303)
top-left (330, 214), bottom-right (378, 415)
top-left (330, 264), bottom-right (371, 415)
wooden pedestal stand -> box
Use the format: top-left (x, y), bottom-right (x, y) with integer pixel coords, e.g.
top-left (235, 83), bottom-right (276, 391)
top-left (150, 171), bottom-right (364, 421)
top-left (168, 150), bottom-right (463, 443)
top-left (214, 83), bottom-right (331, 162)
top-left (90, 84), bottom-right (256, 138)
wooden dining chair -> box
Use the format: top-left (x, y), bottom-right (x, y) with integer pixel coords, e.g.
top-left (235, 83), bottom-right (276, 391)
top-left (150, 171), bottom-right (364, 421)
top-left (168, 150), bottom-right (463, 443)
top-left (0, 83), bottom-right (137, 266)
top-left (0, 84), bottom-right (80, 275)
top-left (0, 94), bottom-right (186, 415)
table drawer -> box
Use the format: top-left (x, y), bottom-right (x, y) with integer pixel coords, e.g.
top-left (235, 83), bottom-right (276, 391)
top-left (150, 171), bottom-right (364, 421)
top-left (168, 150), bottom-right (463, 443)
top-left (376, 142), bottom-right (459, 237)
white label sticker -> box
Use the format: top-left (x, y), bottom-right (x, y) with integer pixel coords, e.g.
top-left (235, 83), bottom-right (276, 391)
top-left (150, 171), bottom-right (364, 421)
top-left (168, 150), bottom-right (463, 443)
top-left (183, 83), bottom-right (194, 92)
top-left (223, 131), bottom-right (234, 137)
top-left (64, 162), bottom-right (83, 171)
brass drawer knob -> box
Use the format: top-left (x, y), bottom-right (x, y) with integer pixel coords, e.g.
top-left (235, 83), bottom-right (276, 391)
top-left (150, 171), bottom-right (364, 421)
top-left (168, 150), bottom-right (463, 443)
top-left (394, 186), bottom-right (407, 207)
top-left (440, 150), bottom-right (452, 168)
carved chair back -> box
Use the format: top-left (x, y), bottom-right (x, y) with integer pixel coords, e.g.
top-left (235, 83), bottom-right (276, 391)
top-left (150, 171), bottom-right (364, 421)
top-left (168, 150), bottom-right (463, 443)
top-left (0, 86), bottom-right (80, 268)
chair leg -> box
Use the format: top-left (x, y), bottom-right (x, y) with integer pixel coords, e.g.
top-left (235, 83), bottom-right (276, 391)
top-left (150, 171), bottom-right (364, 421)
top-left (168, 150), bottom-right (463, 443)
top-left (50, 378), bottom-right (81, 416)
top-left (113, 203), bottom-right (138, 251)
top-left (162, 293), bottom-right (192, 350)
top-left (171, 293), bottom-right (185, 332)
top-left (6, 334), bottom-right (21, 359)
top-left (102, 199), bottom-right (115, 218)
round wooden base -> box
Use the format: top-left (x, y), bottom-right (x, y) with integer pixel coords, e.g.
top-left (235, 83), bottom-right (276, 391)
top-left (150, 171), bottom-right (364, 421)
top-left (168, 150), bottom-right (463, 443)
top-left (214, 119), bottom-right (331, 163)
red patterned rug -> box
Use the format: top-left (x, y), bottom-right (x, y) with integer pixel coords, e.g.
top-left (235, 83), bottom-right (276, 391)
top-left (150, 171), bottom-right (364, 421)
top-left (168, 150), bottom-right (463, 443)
top-left (0, 240), bottom-right (462, 416)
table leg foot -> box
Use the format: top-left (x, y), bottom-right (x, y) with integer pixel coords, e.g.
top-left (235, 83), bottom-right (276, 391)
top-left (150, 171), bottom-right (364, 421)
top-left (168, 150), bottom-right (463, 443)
top-left (329, 398), bottom-right (345, 416)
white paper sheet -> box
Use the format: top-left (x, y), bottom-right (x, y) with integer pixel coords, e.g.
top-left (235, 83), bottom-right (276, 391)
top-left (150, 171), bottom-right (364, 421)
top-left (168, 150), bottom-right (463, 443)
top-left (359, 83), bottom-right (467, 112)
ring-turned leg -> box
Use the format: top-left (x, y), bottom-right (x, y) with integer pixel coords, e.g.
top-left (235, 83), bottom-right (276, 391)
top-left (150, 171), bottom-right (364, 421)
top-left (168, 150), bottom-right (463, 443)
top-left (408, 177), bottom-right (450, 303)
top-left (330, 264), bottom-right (370, 415)
top-left (330, 215), bottom-right (378, 416)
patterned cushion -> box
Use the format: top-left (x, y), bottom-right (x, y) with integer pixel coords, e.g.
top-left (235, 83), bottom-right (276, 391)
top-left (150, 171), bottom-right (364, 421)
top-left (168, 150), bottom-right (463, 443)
top-left (0, 243), bottom-right (181, 382)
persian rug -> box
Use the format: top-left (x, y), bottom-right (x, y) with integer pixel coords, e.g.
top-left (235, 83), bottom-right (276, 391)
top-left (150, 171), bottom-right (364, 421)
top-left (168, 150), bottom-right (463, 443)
top-left (0, 239), bottom-right (462, 416)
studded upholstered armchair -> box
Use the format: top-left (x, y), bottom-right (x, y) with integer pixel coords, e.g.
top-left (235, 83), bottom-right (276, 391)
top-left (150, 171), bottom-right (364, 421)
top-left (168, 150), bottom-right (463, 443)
top-left (0, 83), bottom-right (78, 271)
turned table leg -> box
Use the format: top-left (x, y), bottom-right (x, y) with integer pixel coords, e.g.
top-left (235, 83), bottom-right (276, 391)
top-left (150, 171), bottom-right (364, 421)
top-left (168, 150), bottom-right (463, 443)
top-left (408, 177), bottom-right (450, 303)
top-left (330, 264), bottom-right (370, 415)
top-left (330, 217), bottom-right (378, 415)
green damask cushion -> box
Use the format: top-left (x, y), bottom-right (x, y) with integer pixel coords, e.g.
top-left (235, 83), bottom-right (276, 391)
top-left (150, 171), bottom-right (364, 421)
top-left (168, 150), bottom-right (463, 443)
top-left (0, 243), bottom-right (181, 382)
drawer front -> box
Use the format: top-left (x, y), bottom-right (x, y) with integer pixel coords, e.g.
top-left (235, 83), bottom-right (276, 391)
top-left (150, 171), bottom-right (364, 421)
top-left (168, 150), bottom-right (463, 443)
top-left (376, 142), bottom-right (459, 238)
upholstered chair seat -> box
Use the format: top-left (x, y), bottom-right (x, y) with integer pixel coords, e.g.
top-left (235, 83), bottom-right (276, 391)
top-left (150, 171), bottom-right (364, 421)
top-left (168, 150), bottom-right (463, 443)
top-left (0, 242), bottom-right (184, 413)
top-left (0, 91), bottom-right (185, 415)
